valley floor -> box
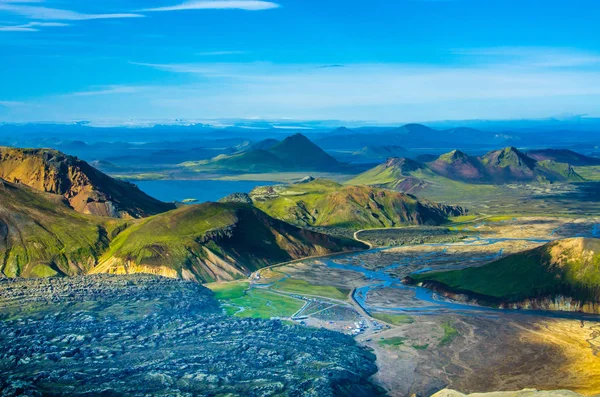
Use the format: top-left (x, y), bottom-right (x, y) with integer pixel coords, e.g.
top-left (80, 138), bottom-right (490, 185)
top-left (211, 215), bottom-right (600, 396)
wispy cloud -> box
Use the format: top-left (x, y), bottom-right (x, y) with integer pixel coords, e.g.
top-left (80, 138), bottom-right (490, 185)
top-left (453, 47), bottom-right (600, 68)
top-left (0, 1), bottom-right (144, 21)
top-left (196, 50), bottom-right (247, 56)
top-left (69, 85), bottom-right (148, 97)
top-left (0, 100), bottom-right (25, 108)
top-left (0, 21), bottom-right (68, 32)
top-left (141, 1), bottom-right (280, 12)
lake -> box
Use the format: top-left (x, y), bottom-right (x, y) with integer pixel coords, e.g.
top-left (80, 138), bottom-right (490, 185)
top-left (134, 179), bottom-right (277, 203)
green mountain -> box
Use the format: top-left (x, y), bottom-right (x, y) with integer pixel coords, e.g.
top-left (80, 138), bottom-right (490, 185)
top-left (482, 147), bottom-right (585, 183)
top-left (408, 238), bottom-right (600, 313)
top-left (347, 157), bottom-right (438, 193)
top-left (250, 179), bottom-right (466, 229)
top-left (0, 179), bottom-right (118, 278)
top-left (428, 150), bottom-right (486, 182)
top-left (92, 202), bottom-right (366, 282)
top-left (184, 133), bottom-right (340, 173)
top-left (348, 147), bottom-right (584, 189)
top-left (0, 176), bottom-right (365, 281)
top-left (0, 147), bottom-right (175, 218)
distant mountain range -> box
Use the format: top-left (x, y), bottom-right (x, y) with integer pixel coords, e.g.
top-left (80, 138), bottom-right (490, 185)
top-left (407, 238), bottom-right (600, 314)
top-left (316, 123), bottom-right (517, 150)
top-left (349, 147), bottom-right (586, 189)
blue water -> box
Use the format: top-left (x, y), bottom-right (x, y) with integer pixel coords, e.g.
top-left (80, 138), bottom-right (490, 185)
top-left (321, 238), bottom-right (600, 322)
top-left (134, 179), bottom-right (277, 203)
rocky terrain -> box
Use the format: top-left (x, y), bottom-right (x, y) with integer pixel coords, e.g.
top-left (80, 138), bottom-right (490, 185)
top-left (0, 147), bottom-right (175, 218)
top-left (0, 275), bottom-right (383, 396)
top-left (355, 227), bottom-right (470, 247)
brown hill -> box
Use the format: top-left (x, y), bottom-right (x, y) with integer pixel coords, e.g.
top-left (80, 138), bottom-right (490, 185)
top-left (0, 147), bottom-right (175, 218)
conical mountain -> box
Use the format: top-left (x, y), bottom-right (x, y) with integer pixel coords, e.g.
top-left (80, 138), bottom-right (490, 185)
top-left (267, 133), bottom-right (339, 169)
top-left (428, 150), bottom-right (486, 182)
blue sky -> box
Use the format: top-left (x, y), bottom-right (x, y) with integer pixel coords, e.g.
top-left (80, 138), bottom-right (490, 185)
top-left (1, 0), bottom-right (599, 124)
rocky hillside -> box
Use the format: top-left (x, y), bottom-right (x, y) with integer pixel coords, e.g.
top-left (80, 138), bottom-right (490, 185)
top-left (0, 147), bottom-right (175, 218)
top-left (250, 179), bottom-right (466, 229)
top-left (407, 238), bottom-right (600, 314)
top-left (92, 202), bottom-right (367, 283)
top-left (0, 275), bottom-right (382, 396)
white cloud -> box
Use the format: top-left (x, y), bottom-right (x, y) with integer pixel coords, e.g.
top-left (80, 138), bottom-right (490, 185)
top-left (0, 2), bottom-right (144, 21)
top-left (69, 85), bottom-right (148, 97)
top-left (0, 21), bottom-right (68, 32)
top-left (452, 47), bottom-right (600, 68)
top-left (0, 100), bottom-right (25, 107)
top-left (142, 1), bottom-right (280, 12)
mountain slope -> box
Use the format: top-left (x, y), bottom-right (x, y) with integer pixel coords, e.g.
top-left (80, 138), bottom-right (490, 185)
top-left (250, 179), bottom-right (466, 229)
top-left (480, 147), bottom-right (584, 183)
top-left (92, 202), bottom-right (366, 282)
top-left (347, 157), bottom-right (438, 193)
top-left (0, 179), bottom-right (366, 282)
top-left (428, 150), bottom-right (486, 182)
top-left (0, 147), bottom-right (175, 218)
top-left (527, 149), bottom-right (600, 166)
top-left (348, 147), bottom-right (584, 190)
top-left (0, 179), bottom-right (117, 278)
top-left (184, 133), bottom-right (340, 173)
top-left (408, 238), bottom-right (600, 313)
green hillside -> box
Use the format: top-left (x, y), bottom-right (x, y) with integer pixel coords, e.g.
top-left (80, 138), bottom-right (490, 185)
top-left (93, 202), bottom-right (366, 282)
top-left (0, 178), bottom-right (365, 282)
top-left (0, 179), bottom-right (120, 278)
top-left (409, 238), bottom-right (600, 309)
top-left (250, 179), bottom-right (465, 229)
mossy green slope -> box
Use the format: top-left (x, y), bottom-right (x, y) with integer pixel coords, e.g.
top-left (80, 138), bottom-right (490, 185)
top-left (1, 179), bottom-right (365, 282)
top-left (93, 202), bottom-right (366, 282)
top-left (410, 238), bottom-right (600, 311)
top-left (250, 179), bottom-right (465, 229)
top-left (0, 179), bottom-right (120, 278)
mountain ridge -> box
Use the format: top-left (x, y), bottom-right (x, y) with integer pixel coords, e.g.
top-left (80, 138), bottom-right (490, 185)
top-left (0, 147), bottom-right (175, 218)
